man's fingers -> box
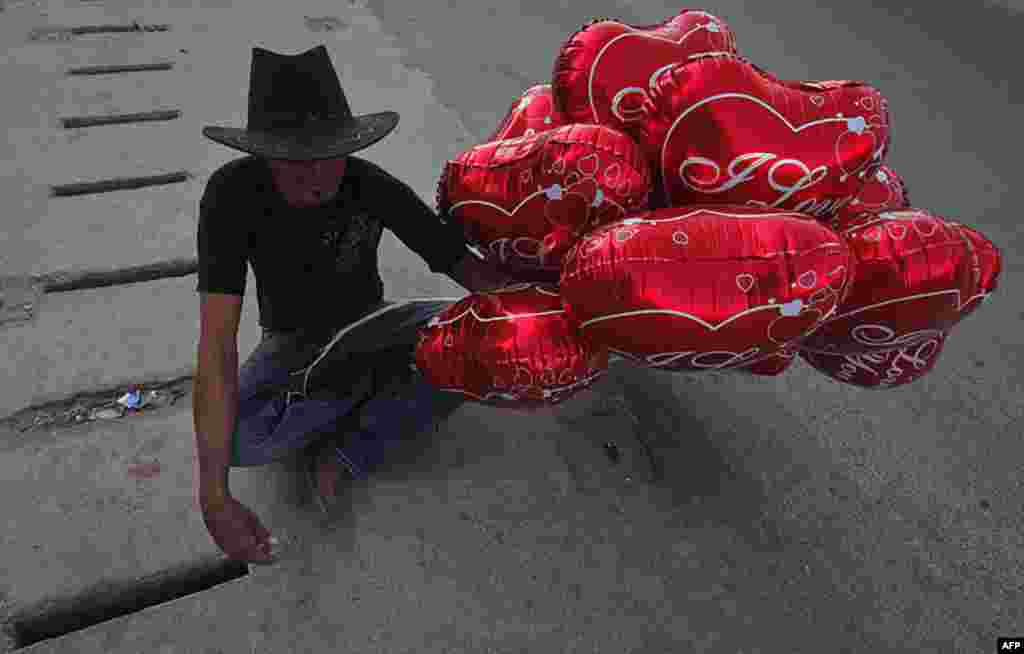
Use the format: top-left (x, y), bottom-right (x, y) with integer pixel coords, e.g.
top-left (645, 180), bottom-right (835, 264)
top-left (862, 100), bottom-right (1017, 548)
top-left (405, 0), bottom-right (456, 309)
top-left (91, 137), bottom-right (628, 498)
top-left (229, 541), bottom-right (275, 565)
top-left (255, 536), bottom-right (279, 557)
top-left (249, 541), bottom-right (278, 565)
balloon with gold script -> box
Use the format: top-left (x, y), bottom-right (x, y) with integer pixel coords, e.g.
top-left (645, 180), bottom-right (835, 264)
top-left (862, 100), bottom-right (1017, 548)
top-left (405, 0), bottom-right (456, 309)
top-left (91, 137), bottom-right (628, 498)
top-left (559, 206), bottom-right (856, 373)
top-left (829, 163), bottom-right (910, 226)
top-left (741, 344), bottom-right (799, 376)
top-left (552, 10), bottom-right (739, 132)
top-left (414, 283), bottom-right (609, 409)
top-left (486, 84), bottom-right (568, 143)
top-left (800, 331), bottom-right (947, 389)
top-left (633, 54), bottom-right (891, 222)
top-left (798, 208), bottom-right (1001, 357)
top-left (437, 124), bottom-right (652, 282)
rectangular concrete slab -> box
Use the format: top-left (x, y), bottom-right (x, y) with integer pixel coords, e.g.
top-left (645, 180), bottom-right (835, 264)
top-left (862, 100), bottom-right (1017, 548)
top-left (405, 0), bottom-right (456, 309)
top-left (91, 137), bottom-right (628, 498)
top-left (0, 271), bottom-right (262, 420)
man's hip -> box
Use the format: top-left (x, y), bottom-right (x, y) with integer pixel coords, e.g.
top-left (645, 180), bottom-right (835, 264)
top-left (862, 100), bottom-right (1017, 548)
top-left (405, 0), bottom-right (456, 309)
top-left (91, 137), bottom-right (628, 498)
top-left (230, 298), bottom-right (463, 469)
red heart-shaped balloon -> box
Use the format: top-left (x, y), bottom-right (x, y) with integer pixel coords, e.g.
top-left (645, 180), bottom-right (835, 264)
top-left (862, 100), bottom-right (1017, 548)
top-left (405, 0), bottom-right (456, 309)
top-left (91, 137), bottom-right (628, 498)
top-left (635, 54), bottom-right (891, 220)
top-left (437, 124), bottom-right (651, 280)
top-left (798, 208), bottom-right (1001, 356)
top-left (543, 177), bottom-right (597, 228)
top-left (553, 10), bottom-right (738, 132)
top-left (559, 206), bottom-right (855, 373)
top-left (800, 331), bottom-right (947, 388)
top-left (829, 164), bottom-right (910, 226)
top-left (487, 84), bottom-right (568, 142)
top-left (955, 222), bottom-right (1002, 323)
top-left (414, 283), bottom-right (609, 409)
top-left (734, 344), bottom-right (799, 376)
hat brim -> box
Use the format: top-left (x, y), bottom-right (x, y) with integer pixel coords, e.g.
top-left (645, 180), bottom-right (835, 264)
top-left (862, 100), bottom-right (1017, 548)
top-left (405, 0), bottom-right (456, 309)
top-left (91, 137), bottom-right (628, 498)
top-left (202, 111), bottom-right (399, 161)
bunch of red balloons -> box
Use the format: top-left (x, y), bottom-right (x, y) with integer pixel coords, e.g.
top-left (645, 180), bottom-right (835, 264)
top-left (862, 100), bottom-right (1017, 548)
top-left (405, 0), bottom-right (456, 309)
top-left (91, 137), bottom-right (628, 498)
top-left (415, 9), bottom-right (1003, 408)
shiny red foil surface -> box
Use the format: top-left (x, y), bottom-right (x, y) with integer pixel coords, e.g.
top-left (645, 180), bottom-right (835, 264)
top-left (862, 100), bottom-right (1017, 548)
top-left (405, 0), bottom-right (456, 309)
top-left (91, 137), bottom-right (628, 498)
top-left (799, 208), bottom-right (1001, 356)
top-left (414, 283), bottom-right (609, 409)
top-left (741, 344), bottom-right (798, 376)
top-left (552, 10), bottom-right (738, 132)
top-left (438, 124), bottom-right (652, 280)
top-left (800, 331), bottom-right (946, 389)
top-left (559, 205), bottom-right (855, 373)
top-left (830, 163), bottom-right (910, 225)
top-left (634, 54), bottom-right (891, 220)
top-left (954, 222), bottom-right (1002, 324)
top-left (487, 84), bottom-right (568, 142)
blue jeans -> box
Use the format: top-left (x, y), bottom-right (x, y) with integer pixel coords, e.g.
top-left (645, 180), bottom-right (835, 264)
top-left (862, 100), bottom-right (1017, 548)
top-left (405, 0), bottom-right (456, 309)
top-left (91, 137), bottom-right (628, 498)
top-left (230, 299), bottom-right (465, 479)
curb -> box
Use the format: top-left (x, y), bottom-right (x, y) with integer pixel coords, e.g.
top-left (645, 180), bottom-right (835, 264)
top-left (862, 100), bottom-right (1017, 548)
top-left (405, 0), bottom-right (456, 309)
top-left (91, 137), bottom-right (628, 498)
top-left (1, 259), bottom-right (200, 330)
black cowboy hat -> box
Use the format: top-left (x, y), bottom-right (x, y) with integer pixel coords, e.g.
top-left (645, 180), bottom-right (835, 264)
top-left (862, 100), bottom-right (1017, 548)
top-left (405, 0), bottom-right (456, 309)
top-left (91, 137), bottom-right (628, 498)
top-left (202, 45), bottom-right (399, 161)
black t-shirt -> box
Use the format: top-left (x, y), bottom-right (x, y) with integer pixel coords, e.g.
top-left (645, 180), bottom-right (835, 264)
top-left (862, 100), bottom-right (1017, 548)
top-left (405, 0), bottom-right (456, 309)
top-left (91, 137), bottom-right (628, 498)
top-left (195, 154), bottom-right (467, 331)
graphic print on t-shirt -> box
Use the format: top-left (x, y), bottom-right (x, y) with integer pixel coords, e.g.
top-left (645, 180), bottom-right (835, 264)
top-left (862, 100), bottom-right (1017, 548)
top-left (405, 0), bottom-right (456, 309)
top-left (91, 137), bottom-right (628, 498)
top-left (319, 210), bottom-right (384, 276)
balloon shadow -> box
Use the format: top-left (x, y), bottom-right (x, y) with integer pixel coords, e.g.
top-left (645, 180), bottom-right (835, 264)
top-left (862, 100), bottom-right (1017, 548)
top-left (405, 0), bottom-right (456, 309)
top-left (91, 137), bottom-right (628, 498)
top-left (596, 362), bottom-right (788, 552)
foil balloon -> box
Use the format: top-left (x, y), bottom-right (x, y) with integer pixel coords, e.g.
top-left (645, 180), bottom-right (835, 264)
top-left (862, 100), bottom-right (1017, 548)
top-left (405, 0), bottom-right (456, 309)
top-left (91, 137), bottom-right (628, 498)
top-left (486, 84), bottom-right (568, 142)
top-left (636, 54), bottom-right (891, 221)
top-left (953, 222), bottom-right (1002, 324)
top-left (741, 345), bottom-right (798, 376)
top-left (414, 283), bottom-right (609, 409)
top-left (625, 342), bottom-right (799, 376)
top-left (799, 208), bottom-right (1002, 356)
top-left (800, 331), bottom-right (947, 389)
top-left (437, 123), bottom-right (652, 281)
top-left (552, 10), bottom-right (738, 132)
top-left (559, 206), bottom-right (855, 373)
top-left (829, 163), bottom-right (910, 226)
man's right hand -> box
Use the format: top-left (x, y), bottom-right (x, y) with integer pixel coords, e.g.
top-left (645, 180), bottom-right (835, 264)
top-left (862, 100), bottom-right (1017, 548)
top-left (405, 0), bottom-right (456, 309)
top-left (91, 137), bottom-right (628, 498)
top-left (200, 494), bottom-right (279, 565)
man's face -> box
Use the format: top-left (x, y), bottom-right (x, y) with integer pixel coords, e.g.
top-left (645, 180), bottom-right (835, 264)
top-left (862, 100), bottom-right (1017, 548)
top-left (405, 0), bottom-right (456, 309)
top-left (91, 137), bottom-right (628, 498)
top-left (267, 157), bottom-right (348, 208)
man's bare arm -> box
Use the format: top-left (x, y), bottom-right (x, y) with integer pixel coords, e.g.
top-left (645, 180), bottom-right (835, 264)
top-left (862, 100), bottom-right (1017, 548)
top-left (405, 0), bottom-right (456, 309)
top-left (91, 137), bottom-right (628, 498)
top-left (193, 348), bottom-right (239, 506)
top-left (193, 293), bottom-right (243, 509)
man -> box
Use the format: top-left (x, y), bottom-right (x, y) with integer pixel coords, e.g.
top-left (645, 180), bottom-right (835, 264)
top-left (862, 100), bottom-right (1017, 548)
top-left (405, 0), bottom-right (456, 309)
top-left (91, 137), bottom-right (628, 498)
top-left (194, 45), bottom-right (508, 565)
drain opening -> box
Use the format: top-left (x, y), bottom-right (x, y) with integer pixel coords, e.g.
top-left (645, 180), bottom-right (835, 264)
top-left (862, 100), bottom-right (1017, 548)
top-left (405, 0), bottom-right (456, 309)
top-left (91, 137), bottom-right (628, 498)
top-left (4, 558), bottom-right (249, 650)
top-left (50, 171), bottom-right (191, 197)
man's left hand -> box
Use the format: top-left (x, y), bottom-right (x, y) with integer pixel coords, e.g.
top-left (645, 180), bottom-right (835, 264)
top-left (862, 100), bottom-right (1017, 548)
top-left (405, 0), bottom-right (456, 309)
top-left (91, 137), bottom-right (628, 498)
top-left (447, 253), bottom-right (515, 293)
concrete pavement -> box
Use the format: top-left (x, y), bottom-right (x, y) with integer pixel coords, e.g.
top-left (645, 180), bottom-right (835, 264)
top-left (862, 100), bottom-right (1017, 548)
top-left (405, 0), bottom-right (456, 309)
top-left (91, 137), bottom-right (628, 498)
top-left (1, 0), bottom-right (1021, 652)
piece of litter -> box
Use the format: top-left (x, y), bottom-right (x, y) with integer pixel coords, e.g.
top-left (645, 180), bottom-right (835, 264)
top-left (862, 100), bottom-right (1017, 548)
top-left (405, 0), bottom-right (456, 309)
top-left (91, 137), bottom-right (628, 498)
top-left (138, 390), bottom-right (160, 409)
top-left (117, 389), bottom-right (142, 409)
top-left (603, 441), bottom-right (620, 463)
top-left (91, 407), bottom-right (123, 420)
